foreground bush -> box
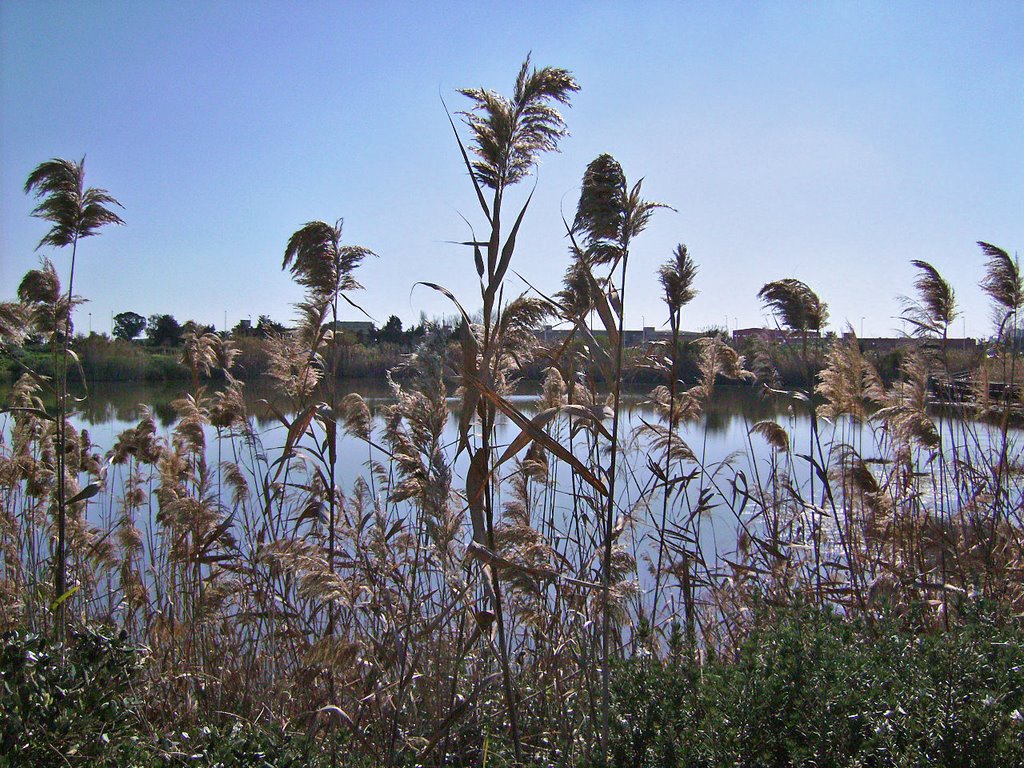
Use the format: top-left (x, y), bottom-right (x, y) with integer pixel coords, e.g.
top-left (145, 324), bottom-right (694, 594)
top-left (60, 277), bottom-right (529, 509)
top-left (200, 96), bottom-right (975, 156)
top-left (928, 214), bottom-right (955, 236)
top-left (1, 625), bottom-right (146, 765)
top-left (0, 625), bottom-right (361, 767)
top-left (604, 603), bottom-right (1024, 768)
top-left (3, 605), bottom-right (1020, 766)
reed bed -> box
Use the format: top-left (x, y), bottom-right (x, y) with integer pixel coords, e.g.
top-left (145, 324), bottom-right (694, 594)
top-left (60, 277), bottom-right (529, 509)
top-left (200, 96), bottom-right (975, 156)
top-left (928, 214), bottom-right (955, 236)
top-left (1, 60), bottom-right (1022, 767)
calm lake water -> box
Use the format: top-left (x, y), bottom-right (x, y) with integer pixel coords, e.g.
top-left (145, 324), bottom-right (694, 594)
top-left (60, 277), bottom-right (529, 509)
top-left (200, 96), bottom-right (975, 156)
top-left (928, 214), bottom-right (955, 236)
top-left (47, 378), bottom-right (796, 447)
top-left (46, 379), bottom-right (809, 495)
top-left (4, 377), bottom-right (1017, 568)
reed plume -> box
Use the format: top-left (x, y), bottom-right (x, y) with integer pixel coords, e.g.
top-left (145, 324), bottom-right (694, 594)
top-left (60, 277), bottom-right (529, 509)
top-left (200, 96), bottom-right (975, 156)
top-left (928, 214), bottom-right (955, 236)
top-left (659, 244), bottom-right (698, 317)
top-left (815, 332), bottom-right (877, 421)
top-left (458, 56), bottom-right (578, 190)
top-left (979, 241), bottom-right (1023, 317)
top-left (900, 259), bottom-right (957, 338)
top-left (758, 278), bottom-right (829, 334)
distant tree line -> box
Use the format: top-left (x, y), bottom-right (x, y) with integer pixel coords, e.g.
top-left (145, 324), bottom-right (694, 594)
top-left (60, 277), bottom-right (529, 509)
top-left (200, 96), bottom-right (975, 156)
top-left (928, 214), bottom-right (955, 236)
top-left (108, 310), bottom-right (426, 348)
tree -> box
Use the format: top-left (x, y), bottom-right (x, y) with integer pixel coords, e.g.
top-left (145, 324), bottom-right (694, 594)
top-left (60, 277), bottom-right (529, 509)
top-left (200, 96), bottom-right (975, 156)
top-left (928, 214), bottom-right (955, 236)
top-left (230, 319), bottom-right (254, 337)
top-left (146, 313), bottom-right (182, 346)
top-left (255, 314), bottom-right (286, 337)
top-left (377, 315), bottom-right (403, 344)
top-left (181, 319), bottom-right (215, 336)
top-left (113, 311), bottom-right (146, 341)
top-left (23, 156), bottom-right (123, 624)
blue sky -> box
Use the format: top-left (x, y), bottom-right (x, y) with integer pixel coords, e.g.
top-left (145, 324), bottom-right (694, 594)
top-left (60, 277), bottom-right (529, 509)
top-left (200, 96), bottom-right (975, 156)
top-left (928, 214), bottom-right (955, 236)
top-left (2, 1), bottom-right (1021, 338)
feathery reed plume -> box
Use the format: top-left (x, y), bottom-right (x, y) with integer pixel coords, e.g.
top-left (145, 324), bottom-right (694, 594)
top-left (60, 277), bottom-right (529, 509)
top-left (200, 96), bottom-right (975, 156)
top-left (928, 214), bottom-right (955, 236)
top-left (979, 241), bottom-right (1023, 317)
top-left (109, 411), bottom-right (163, 466)
top-left (833, 444), bottom-right (892, 549)
top-left (556, 259), bottom-right (597, 321)
top-left (494, 295), bottom-right (549, 391)
top-left (758, 278), bottom-right (829, 335)
top-left (209, 377), bottom-right (247, 431)
top-left (383, 337), bottom-right (457, 553)
top-left (900, 260), bottom-right (957, 338)
top-left (17, 259), bottom-right (83, 340)
top-left (337, 393), bottom-right (372, 443)
top-left (815, 332), bottom-right (875, 421)
top-left (750, 420), bottom-right (791, 453)
top-left (17, 260), bottom-right (62, 305)
top-left (265, 330), bottom-right (324, 400)
top-left (24, 157), bottom-right (124, 249)
top-left (539, 367), bottom-right (567, 410)
top-left (0, 302), bottom-right (28, 347)
top-left (181, 331), bottom-right (220, 390)
top-left (690, 336), bottom-right (753, 401)
top-left (644, 384), bottom-right (702, 425)
top-left (573, 153), bottom-right (627, 254)
top-left (759, 277), bottom-right (828, 390)
top-left (658, 244), bottom-right (698, 317)
top-left (283, 220), bottom-right (371, 300)
top-left (457, 56), bottom-right (578, 190)
top-left (874, 351), bottom-right (940, 452)
top-left (573, 154), bottom-right (670, 269)
top-left (636, 417), bottom-right (698, 463)
top-left (219, 461), bottom-right (249, 508)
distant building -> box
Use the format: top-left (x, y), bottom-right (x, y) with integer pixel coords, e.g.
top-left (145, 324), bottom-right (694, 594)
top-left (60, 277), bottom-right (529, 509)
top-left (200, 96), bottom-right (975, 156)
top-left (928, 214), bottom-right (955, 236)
top-left (732, 327), bottom-right (808, 343)
top-left (535, 325), bottom-right (701, 347)
top-left (328, 320), bottom-right (374, 336)
top-left (841, 333), bottom-right (980, 353)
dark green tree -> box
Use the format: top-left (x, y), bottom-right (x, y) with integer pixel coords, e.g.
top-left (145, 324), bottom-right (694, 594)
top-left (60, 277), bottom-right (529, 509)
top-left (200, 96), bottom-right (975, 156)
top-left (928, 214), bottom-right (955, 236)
top-left (181, 319), bottom-right (215, 337)
top-left (146, 314), bottom-right (183, 346)
top-left (255, 314), bottom-right (286, 337)
top-left (377, 315), bottom-right (403, 344)
top-left (112, 311), bottom-right (146, 341)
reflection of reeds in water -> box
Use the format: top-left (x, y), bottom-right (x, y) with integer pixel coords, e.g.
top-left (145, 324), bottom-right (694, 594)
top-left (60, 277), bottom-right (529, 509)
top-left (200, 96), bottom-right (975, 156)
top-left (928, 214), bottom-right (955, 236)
top-left (2, 83), bottom-right (1023, 768)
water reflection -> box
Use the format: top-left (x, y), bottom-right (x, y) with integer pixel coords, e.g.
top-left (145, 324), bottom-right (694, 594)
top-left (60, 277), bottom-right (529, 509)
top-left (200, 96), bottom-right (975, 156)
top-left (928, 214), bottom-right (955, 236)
top-left (3, 379), bottom-right (792, 438)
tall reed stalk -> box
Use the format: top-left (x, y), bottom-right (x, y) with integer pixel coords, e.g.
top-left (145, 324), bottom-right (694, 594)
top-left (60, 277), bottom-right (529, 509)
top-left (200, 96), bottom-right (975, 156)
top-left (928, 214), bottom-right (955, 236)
top-left (22, 158), bottom-right (123, 632)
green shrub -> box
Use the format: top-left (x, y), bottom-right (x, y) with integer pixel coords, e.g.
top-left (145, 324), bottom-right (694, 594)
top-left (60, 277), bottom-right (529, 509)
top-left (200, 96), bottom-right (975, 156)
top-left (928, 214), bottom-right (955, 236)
top-left (1, 624), bottom-right (148, 765)
top-left (603, 603), bottom-right (1024, 768)
top-left (0, 624), bottom-right (383, 767)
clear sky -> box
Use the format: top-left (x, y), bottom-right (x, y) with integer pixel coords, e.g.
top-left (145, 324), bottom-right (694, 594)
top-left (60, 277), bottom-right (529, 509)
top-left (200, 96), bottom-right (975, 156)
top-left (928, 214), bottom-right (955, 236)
top-left (2, 1), bottom-right (1021, 338)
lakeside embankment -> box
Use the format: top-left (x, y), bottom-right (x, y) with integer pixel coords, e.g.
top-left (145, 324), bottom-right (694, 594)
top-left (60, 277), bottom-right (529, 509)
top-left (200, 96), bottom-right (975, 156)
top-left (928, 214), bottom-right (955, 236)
top-left (0, 330), bottom-right (987, 387)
